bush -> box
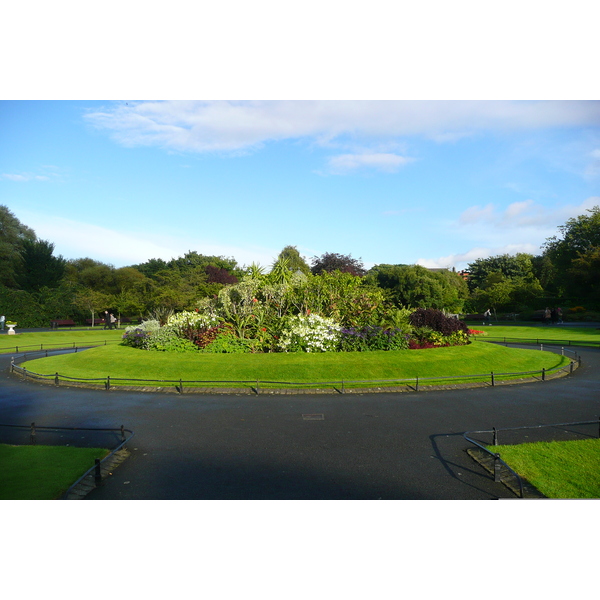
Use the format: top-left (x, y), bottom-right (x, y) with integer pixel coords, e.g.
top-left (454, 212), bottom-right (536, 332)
top-left (180, 323), bottom-right (226, 349)
top-left (121, 327), bottom-right (150, 349)
top-left (339, 326), bottom-right (409, 351)
top-left (409, 308), bottom-right (468, 335)
top-left (145, 325), bottom-right (197, 352)
top-left (278, 313), bottom-right (340, 352)
top-left (201, 328), bottom-right (254, 353)
top-left (409, 324), bottom-right (469, 349)
top-left (121, 320), bottom-right (161, 349)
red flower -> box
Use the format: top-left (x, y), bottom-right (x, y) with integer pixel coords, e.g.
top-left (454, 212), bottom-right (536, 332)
top-left (261, 327), bottom-right (266, 331)
top-left (252, 298), bottom-right (258, 303)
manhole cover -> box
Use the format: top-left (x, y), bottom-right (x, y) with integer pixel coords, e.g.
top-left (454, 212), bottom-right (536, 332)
top-left (302, 414), bottom-right (324, 420)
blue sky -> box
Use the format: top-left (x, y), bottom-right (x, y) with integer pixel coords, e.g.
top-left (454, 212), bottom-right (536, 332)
top-left (2, 100), bottom-right (599, 272)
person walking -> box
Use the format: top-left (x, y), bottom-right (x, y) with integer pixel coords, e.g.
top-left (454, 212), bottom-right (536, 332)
top-left (0, 315), bottom-right (5, 331)
top-left (110, 313), bottom-right (117, 330)
top-left (483, 308), bottom-right (492, 326)
top-left (543, 307), bottom-right (551, 325)
top-left (103, 310), bottom-right (110, 330)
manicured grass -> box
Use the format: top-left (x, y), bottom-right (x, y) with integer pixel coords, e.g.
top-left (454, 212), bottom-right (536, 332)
top-left (0, 444), bottom-right (109, 500)
top-left (466, 324), bottom-right (600, 347)
top-left (20, 342), bottom-right (570, 389)
top-left (489, 439), bottom-right (600, 498)
top-left (0, 329), bottom-right (124, 354)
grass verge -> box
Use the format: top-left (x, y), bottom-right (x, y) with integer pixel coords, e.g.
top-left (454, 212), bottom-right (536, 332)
top-left (0, 329), bottom-right (124, 354)
top-left (488, 439), bottom-right (600, 498)
top-left (0, 444), bottom-right (109, 500)
top-left (20, 342), bottom-right (570, 389)
top-left (466, 324), bottom-right (600, 347)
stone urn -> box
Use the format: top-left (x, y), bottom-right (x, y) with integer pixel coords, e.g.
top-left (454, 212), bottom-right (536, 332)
top-left (6, 322), bottom-right (17, 335)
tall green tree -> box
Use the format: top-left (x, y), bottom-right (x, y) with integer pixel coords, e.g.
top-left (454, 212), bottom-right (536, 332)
top-left (0, 205), bottom-right (36, 288)
top-left (15, 238), bottom-right (66, 293)
top-left (275, 246), bottom-right (311, 276)
top-left (466, 253), bottom-right (537, 292)
top-left (542, 205), bottom-right (600, 299)
top-left (365, 264), bottom-right (468, 313)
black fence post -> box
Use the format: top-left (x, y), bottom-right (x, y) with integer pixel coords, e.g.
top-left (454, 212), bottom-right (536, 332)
top-left (55, 372), bottom-right (59, 385)
top-left (30, 422), bottom-right (36, 445)
top-left (106, 376), bottom-right (110, 391)
top-left (491, 372), bottom-right (495, 386)
top-left (341, 380), bottom-right (345, 394)
top-left (121, 425), bottom-right (125, 442)
top-left (494, 453), bottom-right (502, 482)
top-left (570, 361), bottom-right (574, 373)
top-left (256, 380), bottom-right (260, 395)
top-left (416, 376), bottom-right (419, 392)
top-left (493, 427), bottom-right (498, 445)
top-left (94, 459), bottom-right (102, 486)
top-left (542, 367), bottom-right (546, 381)
top-left (179, 379), bottom-right (183, 394)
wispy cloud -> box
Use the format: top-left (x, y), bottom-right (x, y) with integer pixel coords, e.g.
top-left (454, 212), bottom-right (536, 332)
top-left (458, 197), bottom-right (599, 233)
top-left (327, 153), bottom-right (413, 174)
top-left (2, 173), bottom-right (50, 182)
top-left (84, 100), bottom-right (600, 155)
top-left (417, 196), bottom-right (600, 270)
top-left (417, 244), bottom-right (539, 270)
top-left (585, 148), bottom-right (600, 179)
top-left (14, 211), bottom-right (280, 268)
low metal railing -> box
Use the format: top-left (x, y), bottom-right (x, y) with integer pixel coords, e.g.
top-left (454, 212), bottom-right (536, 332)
top-left (0, 339), bottom-right (120, 354)
top-left (464, 419), bottom-right (600, 498)
top-left (0, 422), bottom-right (134, 499)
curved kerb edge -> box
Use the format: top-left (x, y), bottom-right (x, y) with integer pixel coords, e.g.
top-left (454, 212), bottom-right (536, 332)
top-left (9, 360), bottom-right (579, 395)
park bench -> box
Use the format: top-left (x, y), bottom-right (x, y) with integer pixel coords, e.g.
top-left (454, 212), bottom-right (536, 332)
top-left (86, 319), bottom-right (107, 326)
top-left (50, 319), bottom-right (77, 328)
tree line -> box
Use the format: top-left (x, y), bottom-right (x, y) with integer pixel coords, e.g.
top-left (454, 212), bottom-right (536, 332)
top-left (1, 204), bottom-right (598, 327)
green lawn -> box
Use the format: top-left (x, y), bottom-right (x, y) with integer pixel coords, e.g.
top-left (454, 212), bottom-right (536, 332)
top-left (489, 438), bottom-right (600, 498)
top-left (0, 444), bottom-right (109, 500)
top-left (20, 341), bottom-right (570, 389)
top-left (0, 329), bottom-right (124, 353)
top-left (466, 324), bottom-right (600, 347)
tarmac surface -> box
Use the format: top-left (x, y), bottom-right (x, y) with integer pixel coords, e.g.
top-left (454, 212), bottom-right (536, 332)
top-left (1, 329), bottom-right (599, 499)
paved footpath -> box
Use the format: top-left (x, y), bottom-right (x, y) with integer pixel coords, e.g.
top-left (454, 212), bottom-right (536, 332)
top-left (0, 343), bottom-right (598, 499)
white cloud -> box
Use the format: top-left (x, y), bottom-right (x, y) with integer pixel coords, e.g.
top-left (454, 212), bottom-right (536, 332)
top-left (2, 171), bottom-right (53, 182)
top-left (2, 174), bottom-right (29, 181)
top-left (417, 196), bottom-right (600, 270)
top-left (457, 196), bottom-right (599, 233)
top-left (84, 100), bottom-right (600, 154)
top-left (417, 244), bottom-right (539, 270)
top-left (15, 212), bottom-right (280, 268)
top-left (327, 153), bottom-right (413, 174)
top-left (585, 148), bottom-right (600, 179)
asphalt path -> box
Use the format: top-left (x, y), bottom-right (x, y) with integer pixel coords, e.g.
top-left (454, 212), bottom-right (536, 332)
top-left (1, 344), bottom-right (599, 499)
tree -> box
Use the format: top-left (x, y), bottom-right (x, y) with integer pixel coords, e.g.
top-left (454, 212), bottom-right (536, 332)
top-left (72, 288), bottom-right (114, 326)
top-left (311, 252), bottom-right (366, 276)
top-left (275, 246), bottom-right (311, 276)
top-left (365, 264), bottom-right (468, 313)
top-left (0, 205), bottom-right (36, 287)
top-left (543, 206), bottom-right (600, 268)
top-left (566, 246), bottom-right (600, 305)
top-left (15, 238), bottom-right (66, 293)
top-left (542, 205), bottom-right (600, 299)
top-left (466, 253), bottom-right (537, 292)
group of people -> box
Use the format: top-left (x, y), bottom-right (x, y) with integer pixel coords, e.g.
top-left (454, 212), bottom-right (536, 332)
top-left (103, 310), bottom-right (117, 330)
top-left (543, 307), bottom-right (563, 325)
